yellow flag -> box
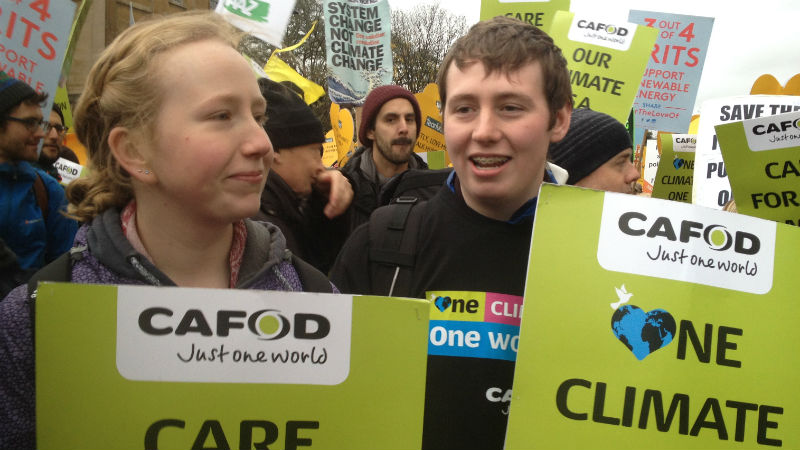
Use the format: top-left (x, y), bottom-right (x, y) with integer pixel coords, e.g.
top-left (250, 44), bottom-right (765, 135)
top-left (264, 20), bottom-right (324, 105)
top-left (264, 55), bottom-right (325, 105)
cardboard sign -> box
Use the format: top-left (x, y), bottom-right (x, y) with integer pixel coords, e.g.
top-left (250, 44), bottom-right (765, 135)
top-left (420, 150), bottom-right (448, 170)
top-left (651, 133), bottom-right (696, 203)
top-left (214, 0), bottom-right (296, 47)
top-left (628, 11), bottom-right (714, 133)
top-left (692, 96), bottom-right (800, 209)
top-left (548, 11), bottom-right (657, 124)
top-left (323, 0), bottom-right (392, 105)
top-left (53, 157), bottom-right (86, 185)
top-left (750, 73), bottom-right (800, 96)
top-left (322, 133), bottom-right (338, 167)
top-left (0, 0), bottom-right (76, 113)
top-left (715, 110), bottom-right (800, 226)
top-left (506, 184), bottom-right (797, 449)
top-left (479, 0), bottom-right (569, 30)
top-left (424, 290), bottom-right (522, 449)
top-left (36, 284), bottom-right (429, 450)
top-left (328, 102), bottom-right (355, 167)
top-left (413, 83), bottom-right (447, 157)
top-left (639, 134), bottom-right (660, 194)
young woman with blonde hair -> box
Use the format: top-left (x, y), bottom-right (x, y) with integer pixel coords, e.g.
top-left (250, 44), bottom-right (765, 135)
top-left (0, 11), bottom-right (332, 448)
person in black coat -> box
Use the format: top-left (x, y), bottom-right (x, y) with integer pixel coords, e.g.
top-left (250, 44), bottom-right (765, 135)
top-left (253, 79), bottom-right (353, 273)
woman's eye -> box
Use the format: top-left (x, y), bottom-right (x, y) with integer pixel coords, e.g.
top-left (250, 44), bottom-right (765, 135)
top-left (212, 111), bottom-right (231, 121)
top-left (255, 114), bottom-right (268, 127)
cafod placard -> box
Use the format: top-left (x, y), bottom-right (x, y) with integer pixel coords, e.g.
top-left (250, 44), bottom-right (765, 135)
top-left (692, 96), bottom-right (800, 210)
top-left (548, 11), bottom-right (657, 124)
top-left (505, 184), bottom-right (799, 449)
top-left (715, 110), bottom-right (800, 226)
top-left (628, 11), bottom-right (714, 133)
top-left (36, 284), bottom-right (429, 450)
top-left (479, 0), bottom-right (569, 30)
top-left (651, 133), bottom-right (696, 203)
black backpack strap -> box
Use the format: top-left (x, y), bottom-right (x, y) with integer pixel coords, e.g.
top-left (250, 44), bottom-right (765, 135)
top-left (367, 197), bottom-right (428, 297)
top-left (27, 251), bottom-right (73, 299)
top-left (291, 254), bottom-right (334, 293)
top-left (26, 250), bottom-right (74, 353)
top-left (32, 172), bottom-right (49, 221)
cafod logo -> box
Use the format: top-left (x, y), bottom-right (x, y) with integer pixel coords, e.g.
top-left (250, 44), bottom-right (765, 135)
top-left (617, 211), bottom-right (761, 255)
top-left (576, 20), bottom-right (629, 36)
top-left (138, 307), bottom-right (331, 340)
top-left (224, 0), bottom-right (270, 22)
top-left (751, 117), bottom-right (800, 136)
top-left (609, 284), bottom-right (675, 360)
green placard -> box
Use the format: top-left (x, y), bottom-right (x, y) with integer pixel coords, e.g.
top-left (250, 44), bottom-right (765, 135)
top-left (506, 184), bottom-right (797, 449)
top-left (651, 133), bottom-right (696, 203)
top-left (36, 284), bottom-right (429, 450)
top-left (716, 110), bottom-right (800, 226)
top-left (548, 11), bottom-right (658, 124)
top-left (479, 0), bottom-right (569, 30)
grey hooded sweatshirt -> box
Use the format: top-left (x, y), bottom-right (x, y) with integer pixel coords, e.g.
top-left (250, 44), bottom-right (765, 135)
top-left (0, 208), bottom-right (332, 449)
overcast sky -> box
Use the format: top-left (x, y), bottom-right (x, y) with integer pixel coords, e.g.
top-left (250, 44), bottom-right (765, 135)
top-left (392, 0), bottom-right (799, 114)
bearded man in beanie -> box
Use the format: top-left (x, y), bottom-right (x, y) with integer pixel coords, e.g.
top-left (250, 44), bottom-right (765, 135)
top-left (252, 79), bottom-right (353, 274)
top-left (0, 74), bottom-right (77, 297)
top-left (549, 108), bottom-right (640, 194)
top-left (341, 84), bottom-right (427, 230)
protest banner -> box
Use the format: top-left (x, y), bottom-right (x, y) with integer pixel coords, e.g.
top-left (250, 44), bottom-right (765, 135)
top-left (421, 150), bottom-right (447, 170)
top-left (628, 11), bottom-right (713, 133)
top-left (214, 0), bottom-right (295, 47)
top-left (548, 11), bottom-right (657, 124)
top-left (328, 102), bottom-right (355, 166)
top-left (750, 73), bottom-right (800, 96)
top-left (323, 0), bottom-right (392, 105)
top-left (322, 132), bottom-right (338, 167)
top-left (413, 83), bottom-right (447, 156)
top-left (0, 0), bottom-right (76, 113)
top-left (637, 131), bottom-right (659, 194)
top-left (715, 110), bottom-right (800, 226)
top-left (692, 96), bottom-right (800, 209)
top-left (651, 133), bottom-right (696, 203)
top-left (506, 184), bottom-right (796, 449)
top-left (424, 290), bottom-right (522, 448)
top-left (36, 284), bottom-right (429, 449)
top-left (479, 0), bottom-right (569, 30)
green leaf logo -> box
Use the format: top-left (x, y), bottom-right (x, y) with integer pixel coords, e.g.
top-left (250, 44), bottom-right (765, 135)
top-left (224, 0), bottom-right (270, 22)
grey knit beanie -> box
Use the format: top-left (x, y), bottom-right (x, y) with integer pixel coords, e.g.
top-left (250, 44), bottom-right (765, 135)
top-left (549, 108), bottom-right (632, 184)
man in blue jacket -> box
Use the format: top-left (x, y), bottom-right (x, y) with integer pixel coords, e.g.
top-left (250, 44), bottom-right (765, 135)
top-left (0, 74), bottom-right (77, 297)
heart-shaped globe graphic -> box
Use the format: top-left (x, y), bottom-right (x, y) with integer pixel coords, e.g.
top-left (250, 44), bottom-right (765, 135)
top-left (434, 296), bottom-right (452, 312)
top-left (611, 305), bottom-right (676, 360)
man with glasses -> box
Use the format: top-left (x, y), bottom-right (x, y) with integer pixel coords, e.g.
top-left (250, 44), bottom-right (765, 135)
top-left (36, 104), bottom-right (80, 182)
top-left (0, 74), bottom-right (77, 298)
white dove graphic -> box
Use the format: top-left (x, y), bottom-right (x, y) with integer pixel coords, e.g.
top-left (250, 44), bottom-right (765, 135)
top-left (610, 284), bottom-right (633, 310)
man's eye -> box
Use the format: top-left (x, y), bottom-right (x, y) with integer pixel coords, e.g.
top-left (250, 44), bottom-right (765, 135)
top-left (212, 111), bottom-right (231, 121)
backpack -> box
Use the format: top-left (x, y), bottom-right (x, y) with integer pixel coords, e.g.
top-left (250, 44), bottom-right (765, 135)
top-left (367, 197), bottom-right (429, 297)
top-left (378, 168), bottom-right (452, 206)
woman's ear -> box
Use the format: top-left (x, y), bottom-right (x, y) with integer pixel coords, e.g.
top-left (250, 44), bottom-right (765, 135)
top-left (109, 126), bottom-right (156, 184)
